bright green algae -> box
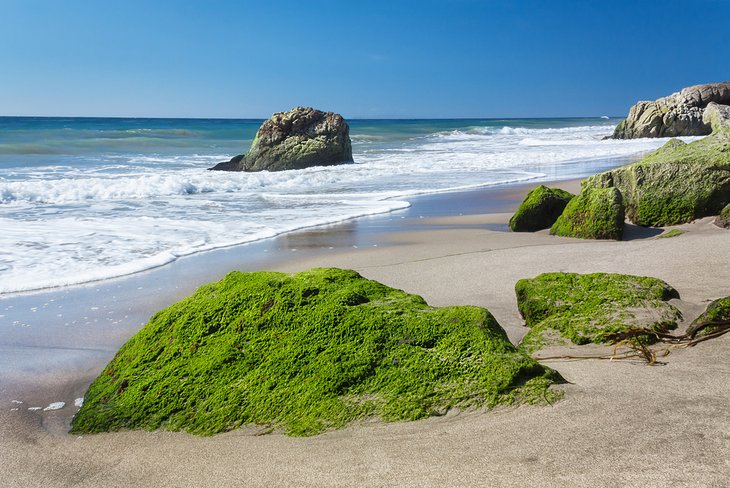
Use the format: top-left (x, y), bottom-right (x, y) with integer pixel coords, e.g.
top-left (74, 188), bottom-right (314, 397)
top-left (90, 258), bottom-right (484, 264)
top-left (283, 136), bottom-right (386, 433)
top-left (515, 273), bottom-right (681, 352)
top-left (585, 132), bottom-right (730, 226)
top-left (550, 187), bottom-right (624, 240)
top-left (509, 185), bottom-right (575, 232)
top-left (71, 268), bottom-right (561, 437)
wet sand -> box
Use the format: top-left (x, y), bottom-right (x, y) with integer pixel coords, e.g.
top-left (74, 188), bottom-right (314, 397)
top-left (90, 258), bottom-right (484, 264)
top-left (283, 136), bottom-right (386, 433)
top-left (1, 178), bottom-right (729, 487)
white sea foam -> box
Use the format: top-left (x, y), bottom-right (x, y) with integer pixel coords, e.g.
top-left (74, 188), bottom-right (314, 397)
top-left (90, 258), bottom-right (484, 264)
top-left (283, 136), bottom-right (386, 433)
top-left (0, 122), bottom-right (686, 295)
top-left (43, 402), bottom-right (65, 411)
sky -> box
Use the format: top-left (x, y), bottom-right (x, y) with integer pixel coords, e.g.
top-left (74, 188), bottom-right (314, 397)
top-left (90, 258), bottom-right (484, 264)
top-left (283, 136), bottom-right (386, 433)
top-left (1, 0), bottom-right (729, 119)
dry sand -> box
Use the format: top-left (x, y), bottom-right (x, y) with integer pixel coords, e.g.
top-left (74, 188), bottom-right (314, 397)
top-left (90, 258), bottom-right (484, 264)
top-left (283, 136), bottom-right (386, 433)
top-left (1, 180), bottom-right (729, 487)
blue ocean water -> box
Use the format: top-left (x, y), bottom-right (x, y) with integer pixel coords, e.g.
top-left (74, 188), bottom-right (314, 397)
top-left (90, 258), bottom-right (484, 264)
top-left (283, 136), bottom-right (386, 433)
top-left (0, 116), bottom-right (681, 294)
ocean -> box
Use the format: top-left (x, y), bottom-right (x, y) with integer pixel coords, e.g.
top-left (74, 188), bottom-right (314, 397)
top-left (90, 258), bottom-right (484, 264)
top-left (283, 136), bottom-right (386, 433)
top-left (0, 116), bottom-right (683, 295)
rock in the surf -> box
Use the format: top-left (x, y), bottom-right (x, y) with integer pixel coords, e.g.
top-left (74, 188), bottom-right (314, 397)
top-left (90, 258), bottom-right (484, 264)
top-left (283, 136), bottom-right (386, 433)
top-left (210, 107), bottom-right (353, 172)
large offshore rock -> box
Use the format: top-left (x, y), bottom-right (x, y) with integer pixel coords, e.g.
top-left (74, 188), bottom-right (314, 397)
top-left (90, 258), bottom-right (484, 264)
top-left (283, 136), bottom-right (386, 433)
top-left (611, 82), bottom-right (730, 139)
top-left (515, 272), bottom-right (681, 352)
top-left (211, 107), bottom-right (354, 172)
top-left (509, 185), bottom-right (575, 232)
top-left (549, 187), bottom-right (624, 240)
top-left (585, 132), bottom-right (730, 226)
top-left (71, 268), bottom-right (561, 437)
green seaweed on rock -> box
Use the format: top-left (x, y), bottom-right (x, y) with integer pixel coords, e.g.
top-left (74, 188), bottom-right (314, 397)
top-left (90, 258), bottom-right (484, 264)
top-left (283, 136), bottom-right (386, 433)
top-left (509, 185), bottom-right (575, 232)
top-left (585, 133), bottom-right (730, 226)
top-left (515, 272), bottom-right (681, 352)
top-left (549, 187), bottom-right (625, 240)
top-left (71, 268), bottom-right (562, 437)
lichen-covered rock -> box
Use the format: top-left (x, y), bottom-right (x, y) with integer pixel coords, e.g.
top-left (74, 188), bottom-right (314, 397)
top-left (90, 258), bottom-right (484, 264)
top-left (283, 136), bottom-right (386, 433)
top-left (509, 185), bottom-right (575, 232)
top-left (703, 102), bottom-right (730, 134)
top-left (549, 187), bottom-right (624, 240)
top-left (515, 272), bottom-right (681, 352)
top-left (585, 132), bottom-right (730, 226)
top-left (71, 268), bottom-right (561, 437)
top-left (714, 203), bottom-right (730, 228)
top-left (211, 107), bottom-right (353, 172)
top-left (612, 82), bottom-right (730, 139)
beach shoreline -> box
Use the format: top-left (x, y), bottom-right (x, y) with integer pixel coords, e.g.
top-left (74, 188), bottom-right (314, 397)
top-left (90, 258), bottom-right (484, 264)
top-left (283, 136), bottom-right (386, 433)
top-left (2, 174), bottom-right (729, 487)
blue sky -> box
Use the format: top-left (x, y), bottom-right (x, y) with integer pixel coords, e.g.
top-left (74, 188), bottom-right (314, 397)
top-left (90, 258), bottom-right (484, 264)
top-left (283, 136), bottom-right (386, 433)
top-left (1, 0), bottom-right (729, 118)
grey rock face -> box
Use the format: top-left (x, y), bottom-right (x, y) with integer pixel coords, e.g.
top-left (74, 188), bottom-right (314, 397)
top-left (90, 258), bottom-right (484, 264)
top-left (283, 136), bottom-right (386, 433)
top-left (611, 82), bottom-right (730, 139)
top-left (211, 107), bottom-right (354, 172)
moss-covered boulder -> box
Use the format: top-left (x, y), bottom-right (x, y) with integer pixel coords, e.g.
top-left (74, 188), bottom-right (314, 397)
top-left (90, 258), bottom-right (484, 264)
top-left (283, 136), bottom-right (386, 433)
top-left (549, 187), bottom-right (624, 240)
top-left (509, 185), bottom-right (575, 232)
top-left (687, 296), bottom-right (730, 337)
top-left (585, 132), bottom-right (730, 226)
top-left (714, 203), bottom-right (730, 228)
top-left (71, 268), bottom-right (561, 437)
top-left (515, 272), bottom-right (681, 352)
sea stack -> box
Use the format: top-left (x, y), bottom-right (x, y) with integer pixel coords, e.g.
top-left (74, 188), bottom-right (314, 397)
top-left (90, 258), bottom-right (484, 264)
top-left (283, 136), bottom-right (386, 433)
top-left (611, 82), bottom-right (730, 139)
top-left (211, 107), bottom-right (354, 172)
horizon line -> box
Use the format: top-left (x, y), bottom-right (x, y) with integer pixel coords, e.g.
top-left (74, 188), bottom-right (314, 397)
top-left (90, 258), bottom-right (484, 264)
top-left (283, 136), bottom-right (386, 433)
top-left (0, 114), bottom-right (623, 121)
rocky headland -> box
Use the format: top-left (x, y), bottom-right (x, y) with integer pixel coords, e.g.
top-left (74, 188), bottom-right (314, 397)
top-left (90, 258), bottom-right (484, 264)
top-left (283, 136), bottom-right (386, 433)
top-left (610, 82), bottom-right (730, 139)
top-left (611, 82), bottom-right (730, 139)
top-left (211, 107), bottom-right (353, 172)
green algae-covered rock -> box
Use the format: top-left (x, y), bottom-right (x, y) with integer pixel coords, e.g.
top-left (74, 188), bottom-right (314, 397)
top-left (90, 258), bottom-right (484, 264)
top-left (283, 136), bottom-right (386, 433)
top-left (515, 272), bottom-right (681, 352)
top-left (687, 296), bottom-right (730, 337)
top-left (714, 203), bottom-right (730, 228)
top-left (71, 268), bottom-right (561, 437)
top-left (585, 132), bottom-right (730, 226)
top-left (509, 185), bottom-right (575, 232)
top-left (550, 187), bottom-right (624, 240)
top-left (210, 107), bottom-right (353, 172)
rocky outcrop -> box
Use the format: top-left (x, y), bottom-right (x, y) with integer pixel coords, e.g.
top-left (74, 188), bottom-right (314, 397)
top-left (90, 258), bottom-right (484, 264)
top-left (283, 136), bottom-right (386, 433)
top-left (211, 107), bottom-right (354, 172)
top-left (585, 132), bottom-right (730, 226)
top-left (550, 187), bottom-right (624, 240)
top-left (611, 82), bottom-right (730, 139)
top-left (509, 185), bottom-right (574, 232)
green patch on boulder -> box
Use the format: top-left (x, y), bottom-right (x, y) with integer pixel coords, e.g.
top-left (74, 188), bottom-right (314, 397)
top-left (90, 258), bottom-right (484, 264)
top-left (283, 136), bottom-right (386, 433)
top-left (515, 272), bottom-right (681, 352)
top-left (509, 185), bottom-right (575, 232)
top-left (71, 268), bottom-right (562, 437)
top-left (550, 187), bottom-right (624, 240)
top-left (585, 132), bottom-right (730, 226)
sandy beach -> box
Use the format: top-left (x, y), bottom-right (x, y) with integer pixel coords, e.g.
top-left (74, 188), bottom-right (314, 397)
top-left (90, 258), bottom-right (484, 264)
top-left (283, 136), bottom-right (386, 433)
top-left (1, 178), bottom-right (728, 487)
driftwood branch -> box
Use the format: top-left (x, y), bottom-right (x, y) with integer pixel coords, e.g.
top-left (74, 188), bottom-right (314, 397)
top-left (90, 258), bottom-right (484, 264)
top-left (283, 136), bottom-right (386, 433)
top-left (533, 319), bottom-right (730, 365)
